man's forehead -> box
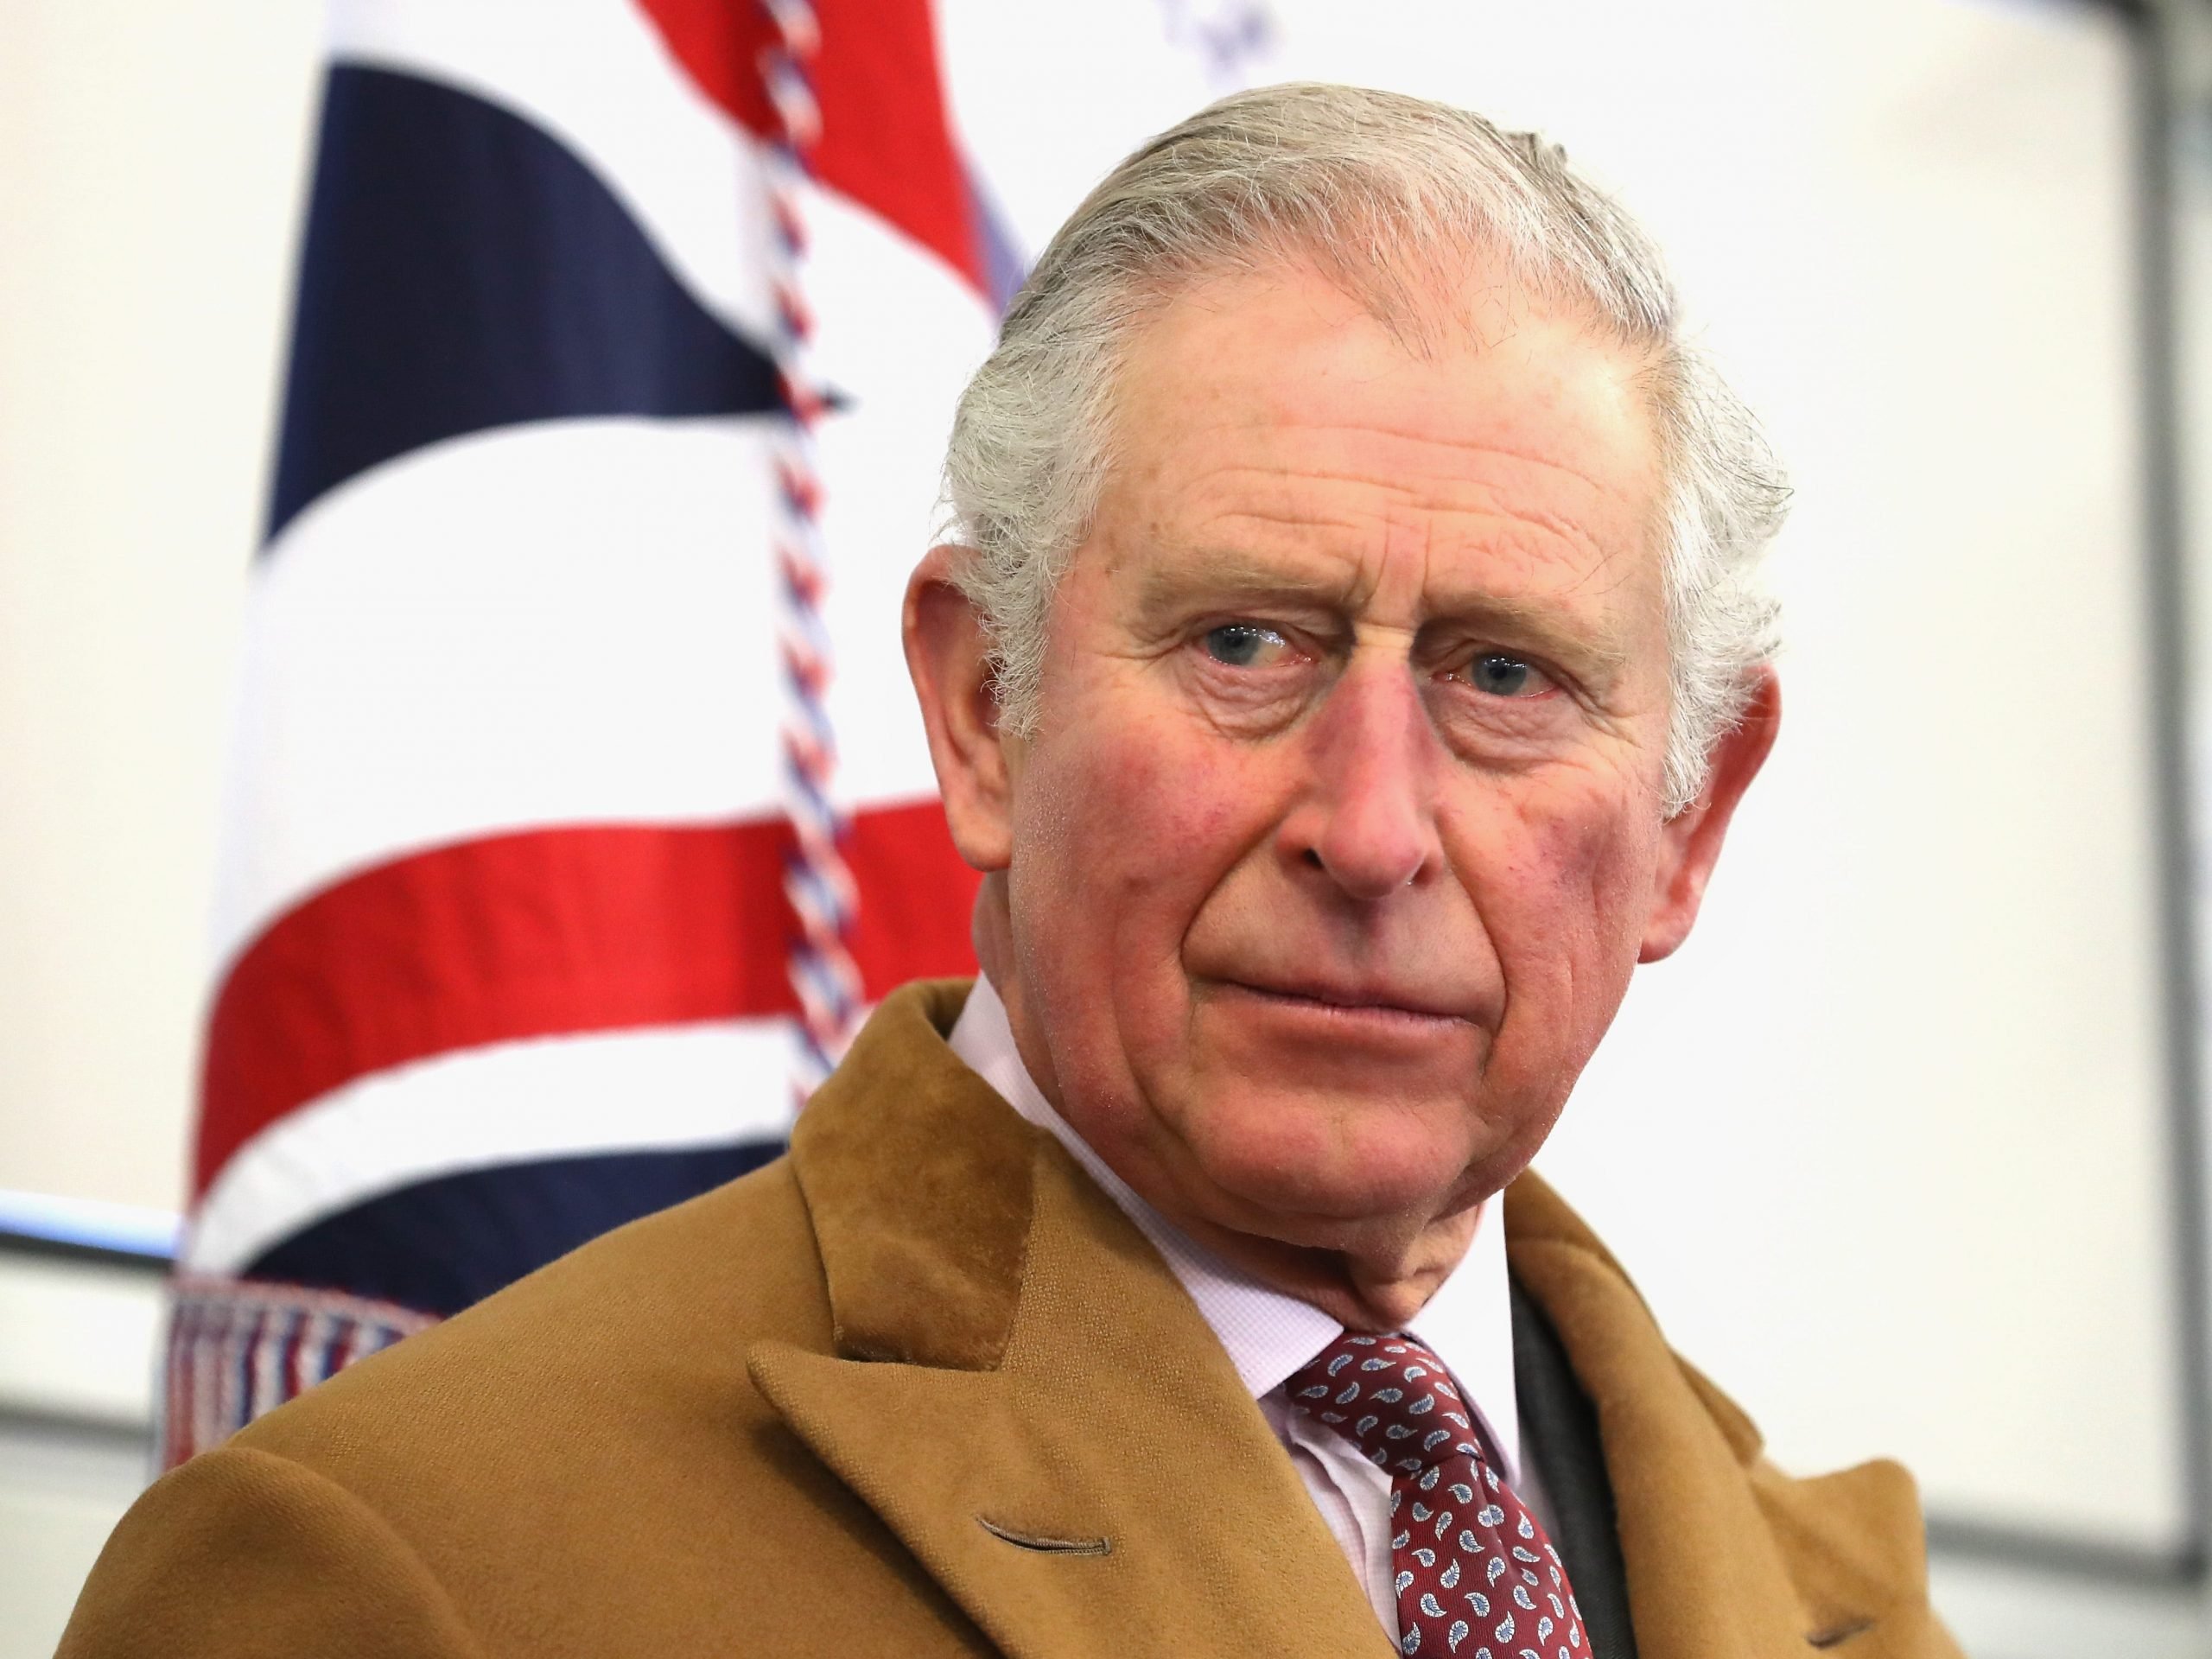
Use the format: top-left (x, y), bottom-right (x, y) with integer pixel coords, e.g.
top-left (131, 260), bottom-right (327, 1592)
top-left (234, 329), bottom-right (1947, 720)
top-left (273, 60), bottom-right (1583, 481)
top-left (1096, 265), bottom-right (1666, 654)
top-left (1125, 257), bottom-right (1654, 441)
top-left (1112, 266), bottom-right (1662, 532)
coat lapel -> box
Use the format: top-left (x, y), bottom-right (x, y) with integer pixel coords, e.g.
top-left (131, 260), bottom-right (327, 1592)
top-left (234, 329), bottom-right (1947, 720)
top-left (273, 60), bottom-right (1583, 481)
top-left (748, 982), bottom-right (1389, 1659)
top-left (1505, 1173), bottom-right (1939, 1658)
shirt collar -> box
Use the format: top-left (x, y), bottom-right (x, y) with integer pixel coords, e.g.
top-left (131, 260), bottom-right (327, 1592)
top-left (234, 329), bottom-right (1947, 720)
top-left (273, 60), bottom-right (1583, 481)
top-left (945, 974), bottom-right (1522, 1478)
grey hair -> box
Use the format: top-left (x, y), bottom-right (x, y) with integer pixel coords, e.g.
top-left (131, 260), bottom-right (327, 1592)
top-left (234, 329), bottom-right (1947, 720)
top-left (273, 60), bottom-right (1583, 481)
top-left (941, 82), bottom-right (1787, 812)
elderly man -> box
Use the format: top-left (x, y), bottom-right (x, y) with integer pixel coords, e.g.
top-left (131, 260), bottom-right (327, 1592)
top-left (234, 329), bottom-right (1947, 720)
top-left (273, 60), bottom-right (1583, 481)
top-left (64, 86), bottom-right (1958, 1658)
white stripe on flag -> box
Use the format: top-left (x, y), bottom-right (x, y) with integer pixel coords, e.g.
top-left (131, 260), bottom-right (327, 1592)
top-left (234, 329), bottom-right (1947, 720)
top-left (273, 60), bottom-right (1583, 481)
top-left (185, 1017), bottom-right (798, 1274)
top-left (213, 416), bottom-right (945, 973)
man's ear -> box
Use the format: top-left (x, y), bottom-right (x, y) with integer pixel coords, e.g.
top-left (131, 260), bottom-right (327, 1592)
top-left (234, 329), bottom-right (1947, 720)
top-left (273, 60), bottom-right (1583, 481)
top-left (1638, 666), bottom-right (1780, 963)
top-left (904, 545), bottom-right (1014, 873)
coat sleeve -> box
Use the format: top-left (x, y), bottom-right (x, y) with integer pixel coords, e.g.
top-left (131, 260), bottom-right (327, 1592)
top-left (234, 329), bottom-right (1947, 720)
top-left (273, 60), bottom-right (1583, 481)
top-left (56, 1444), bottom-right (483, 1659)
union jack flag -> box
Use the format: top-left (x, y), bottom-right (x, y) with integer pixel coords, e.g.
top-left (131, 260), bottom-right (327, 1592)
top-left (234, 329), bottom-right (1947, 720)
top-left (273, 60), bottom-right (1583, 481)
top-left (164, 0), bottom-right (1274, 1467)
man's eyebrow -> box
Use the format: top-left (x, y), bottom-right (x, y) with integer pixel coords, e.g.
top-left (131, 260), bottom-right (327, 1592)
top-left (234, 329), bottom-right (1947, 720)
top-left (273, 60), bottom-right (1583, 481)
top-left (1129, 548), bottom-right (1633, 676)
top-left (1427, 590), bottom-right (1633, 678)
top-left (1130, 550), bottom-right (1354, 619)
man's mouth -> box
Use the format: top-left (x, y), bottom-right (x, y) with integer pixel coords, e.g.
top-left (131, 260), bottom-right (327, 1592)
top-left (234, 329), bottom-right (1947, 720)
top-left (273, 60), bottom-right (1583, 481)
top-left (1217, 976), bottom-right (1473, 1027)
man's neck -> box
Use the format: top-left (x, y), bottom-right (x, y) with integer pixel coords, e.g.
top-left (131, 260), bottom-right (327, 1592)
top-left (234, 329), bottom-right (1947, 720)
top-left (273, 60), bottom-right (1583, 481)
top-left (1156, 1203), bottom-right (1481, 1332)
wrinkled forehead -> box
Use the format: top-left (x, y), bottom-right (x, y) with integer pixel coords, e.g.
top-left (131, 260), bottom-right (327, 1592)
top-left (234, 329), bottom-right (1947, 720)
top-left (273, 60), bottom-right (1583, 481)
top-left (1093, 257), bottom-right (1672, 644)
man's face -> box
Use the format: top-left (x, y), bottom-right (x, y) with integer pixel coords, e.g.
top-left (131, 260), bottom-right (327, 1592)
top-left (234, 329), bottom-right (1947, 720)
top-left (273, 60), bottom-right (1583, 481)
top-left (912, 257), bottom-right (1771, 1301)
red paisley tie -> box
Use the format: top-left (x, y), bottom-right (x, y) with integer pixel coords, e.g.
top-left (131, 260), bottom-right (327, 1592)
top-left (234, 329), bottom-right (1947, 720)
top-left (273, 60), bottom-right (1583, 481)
top-left (1287, 1332), bottom-right (1591, 1659)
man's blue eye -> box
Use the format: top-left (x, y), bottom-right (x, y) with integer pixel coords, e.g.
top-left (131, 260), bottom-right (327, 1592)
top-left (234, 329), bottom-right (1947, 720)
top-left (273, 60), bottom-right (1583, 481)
top-left (1470, 653), bottom-right (1539, 696)
top-left (1203, 624), bottom-right (1285, 667)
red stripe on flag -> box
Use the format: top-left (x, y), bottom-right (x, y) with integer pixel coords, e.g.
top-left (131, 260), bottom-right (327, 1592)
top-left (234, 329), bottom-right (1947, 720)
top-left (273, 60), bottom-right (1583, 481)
top-left (634, 0), bottom-right (988, 299)
top-left (194, 801), bottom-right (981, 1198)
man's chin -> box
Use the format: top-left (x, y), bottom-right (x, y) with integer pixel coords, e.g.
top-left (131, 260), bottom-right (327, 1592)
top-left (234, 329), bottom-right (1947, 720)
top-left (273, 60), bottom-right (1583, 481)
top-left (1162, 1098), bottom-right (1488, 1245)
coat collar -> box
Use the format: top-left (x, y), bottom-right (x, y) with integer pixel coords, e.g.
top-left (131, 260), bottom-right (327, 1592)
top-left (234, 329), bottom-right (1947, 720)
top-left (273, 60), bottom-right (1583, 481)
top-left (780, 980), bottom-right (1034, 1373)
top-left (749, 981), bottom-right (1390, 1658)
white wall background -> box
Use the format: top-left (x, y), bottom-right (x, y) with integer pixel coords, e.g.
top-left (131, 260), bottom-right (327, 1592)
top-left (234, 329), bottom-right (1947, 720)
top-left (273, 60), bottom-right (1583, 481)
top-left (5, 2), bottom-right (2212, 1656)
top-left (0, 0), bottom-right (323, 1212)
top-left (0, 3), bottom-right (322, 1651)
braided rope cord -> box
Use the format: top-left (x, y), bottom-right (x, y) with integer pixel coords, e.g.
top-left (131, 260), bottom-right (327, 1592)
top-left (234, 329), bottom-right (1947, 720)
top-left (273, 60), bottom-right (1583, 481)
top-left (760, 0), bottom-right (861, 1101)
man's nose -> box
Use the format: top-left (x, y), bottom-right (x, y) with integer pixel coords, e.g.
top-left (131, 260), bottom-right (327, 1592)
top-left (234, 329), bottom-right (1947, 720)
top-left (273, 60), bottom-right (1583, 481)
top-left (1284, 656), bottom-right (1445, 900)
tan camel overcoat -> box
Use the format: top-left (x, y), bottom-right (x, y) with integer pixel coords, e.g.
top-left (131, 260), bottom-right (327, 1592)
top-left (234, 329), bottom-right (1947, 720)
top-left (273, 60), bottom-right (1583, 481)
top-left (60, 980), bottom-right (1961, 1658)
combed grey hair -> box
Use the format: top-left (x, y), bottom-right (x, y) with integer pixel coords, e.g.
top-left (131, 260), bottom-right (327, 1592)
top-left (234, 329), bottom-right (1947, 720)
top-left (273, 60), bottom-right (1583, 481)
top-left (941, 82), bottom-right (1787, 812)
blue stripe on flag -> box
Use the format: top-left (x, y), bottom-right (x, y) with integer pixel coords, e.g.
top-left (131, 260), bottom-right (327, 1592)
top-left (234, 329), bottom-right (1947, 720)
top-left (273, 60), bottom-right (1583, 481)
top-left (268, 65), bottom-right (784, 542)
top-left (241, 1139), bottom-right (787, 1316)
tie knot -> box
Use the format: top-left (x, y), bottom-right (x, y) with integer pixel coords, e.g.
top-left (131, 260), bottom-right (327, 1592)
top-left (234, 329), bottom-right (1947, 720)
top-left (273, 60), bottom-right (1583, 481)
top-left (1285, 1332), bottom-right (1488, 1477)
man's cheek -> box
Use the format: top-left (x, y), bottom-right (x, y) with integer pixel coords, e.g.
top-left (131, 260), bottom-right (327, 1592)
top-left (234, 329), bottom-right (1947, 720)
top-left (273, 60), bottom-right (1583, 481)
top-left (1493, 775), bottom-right (1656, 915)
top-left (1471, 790), bottom-right (1653, 1041)
top-left (1084, 726), bottom-right (1246, 870)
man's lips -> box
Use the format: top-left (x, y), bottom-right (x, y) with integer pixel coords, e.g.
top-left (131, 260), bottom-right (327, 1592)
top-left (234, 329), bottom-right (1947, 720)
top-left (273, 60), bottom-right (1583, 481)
top-left (1212, 976), bottom-right (1477, 1026)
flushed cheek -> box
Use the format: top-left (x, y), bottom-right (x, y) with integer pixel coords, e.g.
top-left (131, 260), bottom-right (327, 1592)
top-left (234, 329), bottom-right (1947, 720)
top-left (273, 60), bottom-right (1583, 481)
top-left (1027, 724), bottom-right (1222, 892)
top-left (1011, 714), bottom-right (1267, 1045)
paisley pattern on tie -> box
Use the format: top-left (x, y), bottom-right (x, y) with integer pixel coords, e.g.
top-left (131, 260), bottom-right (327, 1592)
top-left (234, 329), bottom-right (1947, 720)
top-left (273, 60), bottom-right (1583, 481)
top-left (1287, 1332), bottom-right (1592, 1659)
